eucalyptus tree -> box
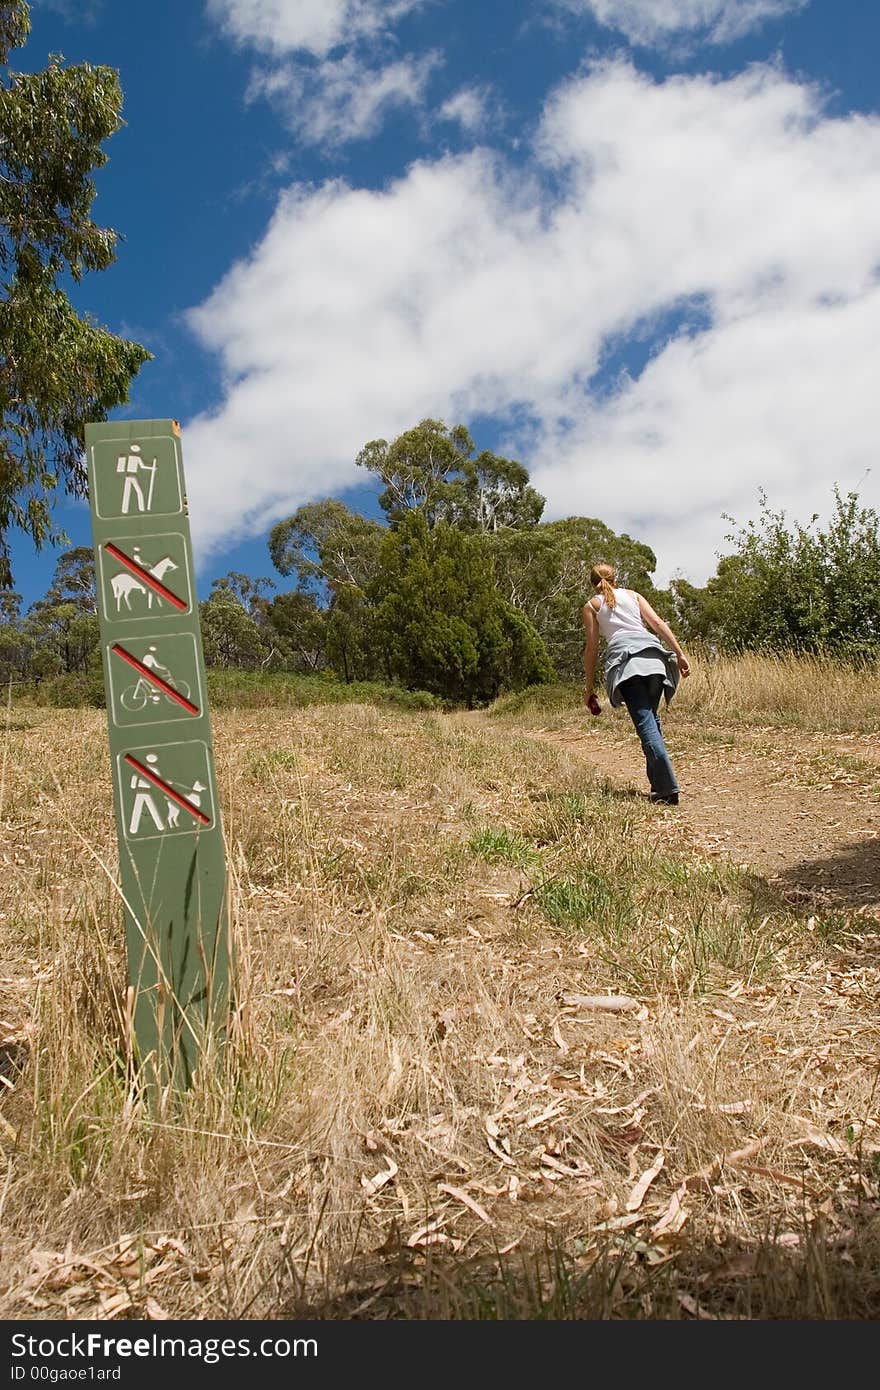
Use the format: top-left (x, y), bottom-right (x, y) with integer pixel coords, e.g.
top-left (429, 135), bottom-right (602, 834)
top-left (490, 516), bottom-right (662, 678)
top-left (0, 0), bottom-right (149, 585)
top-left (356, 418), bottom-right (545, 532)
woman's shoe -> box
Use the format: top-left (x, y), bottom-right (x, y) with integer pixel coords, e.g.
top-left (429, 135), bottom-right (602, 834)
top-left (650, 792), bottom-right (679, 805)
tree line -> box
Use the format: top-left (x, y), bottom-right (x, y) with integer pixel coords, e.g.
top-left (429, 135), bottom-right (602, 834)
top-left (0, 1), bottom-right (150, 589)
top-left (2, 4), bottom-right (879, 702)
top-left (2, 416), bottom-right (880, 706)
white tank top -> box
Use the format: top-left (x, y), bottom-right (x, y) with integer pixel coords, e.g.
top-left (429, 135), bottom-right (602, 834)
top-left (593, 588), bottom-right (647, 640)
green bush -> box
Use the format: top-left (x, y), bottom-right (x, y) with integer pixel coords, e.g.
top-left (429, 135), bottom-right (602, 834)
top-left (206, 669), bottom-right (442, 711)
top-left (12, 669), bottom-right (442, 712)
top-left (371, 512), bottom-right (554, 705)
top-left (666, 488), bottom-right (880, 655)
top-left (21, 670), bottom-right (106, 707)
top-left (488, 682), bottom-right (582, 718)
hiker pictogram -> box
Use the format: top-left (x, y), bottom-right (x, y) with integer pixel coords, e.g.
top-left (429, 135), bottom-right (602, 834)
top-left (117, 444), bottom-right (159, 514)
top-left (92, 432), bottom-right (183, 521)
top-left (128, 752), bottom-right (166, 833)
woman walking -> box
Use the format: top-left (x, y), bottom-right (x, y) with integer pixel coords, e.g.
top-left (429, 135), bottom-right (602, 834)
top-left (582, 563), bottom-right (690, 805)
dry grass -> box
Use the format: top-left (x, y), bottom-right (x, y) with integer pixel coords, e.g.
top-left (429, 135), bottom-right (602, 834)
top-left (492, 648), bottom-right (880, 733)
top-left (0, 700), bottom-right (878, 1320)
top-left (680, 649), bottom-right (880, 732)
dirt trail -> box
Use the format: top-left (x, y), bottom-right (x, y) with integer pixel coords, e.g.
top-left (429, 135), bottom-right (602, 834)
top-left (491, 715), bottom-right (880, 914)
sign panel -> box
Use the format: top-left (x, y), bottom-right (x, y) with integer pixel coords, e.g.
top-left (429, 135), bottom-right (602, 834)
top-left (106, 633), bottom-right (203, 728)
top-left (86, 419), bottom-right (230, 1086)
top-left (97, 436), bottom-right (184, 520)
top-left (96, 533), bottom-right (193, 621)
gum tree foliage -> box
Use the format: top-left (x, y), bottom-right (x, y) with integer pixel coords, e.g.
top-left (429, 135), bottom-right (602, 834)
top-left (356, 418), bottom-right (545, 531)
top-left (370, 511), bottom-right (554, 705)
top-left (490, 517), bottom-right (664, 679)
top-left (18, 544), bottom-right (98, 677)
top-left (200, 589), bottom-right (268, 670)
top-left (666, 488), bottom-right (880, 657)
top-left (0, 1), bottom-right (150, 586)
top-left (268, 425), bottom-right (547, 688)
top-left (201, 570), bottom-right (328, 672)
top-left (268, 499), bottom-right (385, 680)
top-left (199, 573), bottom-right (278, 670)
top-left (268, 499), bottom-right (385, 596)
top-left (324, 585), bottom-right (379, 684)
top-left (210, 569), bottom-right (275, 617)
top-left (41, 543), bottom-right (95, 612)
top-left (266, 588), bottom-right (326, 672)
top-left (0, 582), bottom-right (26, 678)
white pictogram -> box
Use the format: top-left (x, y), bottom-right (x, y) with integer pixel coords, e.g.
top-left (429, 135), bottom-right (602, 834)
top-left (142, 645), bottom-right (172, 682)
top-left (165, 779), bottom-right (206, 830)
top-left (116, 444), bottom-right (158, 514)
top-left (111, 553), bottom-right (178, 611)
top-left (120, 645), bottom-right (191, 711)
top-left (110, 636), bottom-right (201, 730)
top-left (128, 753), bottom-right (166, 834)
top-left (128, 754), bottom-right (207, 835)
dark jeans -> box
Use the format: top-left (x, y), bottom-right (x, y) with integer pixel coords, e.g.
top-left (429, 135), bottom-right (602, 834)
top-left (619, 673), bottom-right (679, 798)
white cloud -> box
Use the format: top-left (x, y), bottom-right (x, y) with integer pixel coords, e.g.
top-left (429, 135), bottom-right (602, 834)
top-left (184, 60), bottom-right (880, 585)
top-left (554, 0), bottom-right (808, 47)
top-left (248, 50), bottom-right (440, 146)
top-left (530, 289), bottom-right (880, 581)
top-left (439, 86), bottom-right (493, 135)
top-left (207, 0), bottom-right (436, 148)
top-left (205, 0), bottom-right (425, 59)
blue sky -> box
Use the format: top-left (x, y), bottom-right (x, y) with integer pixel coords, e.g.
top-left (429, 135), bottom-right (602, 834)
top-left (8, 0), bottom-right (880, 607)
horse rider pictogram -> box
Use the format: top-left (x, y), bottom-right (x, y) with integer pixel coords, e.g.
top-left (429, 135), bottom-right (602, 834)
top-left (104, 542), bottom-right (187, 614)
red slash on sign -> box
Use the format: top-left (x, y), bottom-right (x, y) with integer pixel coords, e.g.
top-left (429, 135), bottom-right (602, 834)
top-left (124, 754), bottom-right (211, 826)
top-left (112, 644), bottom-right (199, 715)
top-left (105, 541), bottom-right (187, 611)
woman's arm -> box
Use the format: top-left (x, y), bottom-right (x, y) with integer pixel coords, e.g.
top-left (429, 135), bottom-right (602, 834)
top-left (582, 601), bottom-right (600, 703)
top-left (635, 593), bottom-right (690, 677)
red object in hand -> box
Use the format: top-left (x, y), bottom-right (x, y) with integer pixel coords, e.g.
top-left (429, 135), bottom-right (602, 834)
top-left (587, 692), bottom-right (602, 716)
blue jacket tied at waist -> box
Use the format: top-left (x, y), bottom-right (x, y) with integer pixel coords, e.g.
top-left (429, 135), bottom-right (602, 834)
top-left (603, 630), bottom-right (681, 708)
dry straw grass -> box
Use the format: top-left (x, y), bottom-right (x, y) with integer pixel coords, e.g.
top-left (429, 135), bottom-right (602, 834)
top-left (0, 693), bottom-right (878, 1319)
top-left (679, 648), bottom-right (880, 732)
top-left (493, 648), bottom-right (880, 734)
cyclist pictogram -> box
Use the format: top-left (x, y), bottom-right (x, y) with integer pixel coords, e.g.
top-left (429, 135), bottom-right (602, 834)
top-left (108, 634), bottom-right (202, 727)
top-left (121, 672), bottom-right (192, 712)
top-left (119, 645), bottom-right (192, 711)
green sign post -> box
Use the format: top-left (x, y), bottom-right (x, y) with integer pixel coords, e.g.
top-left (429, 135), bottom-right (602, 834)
top-left (85, 419), bottom-right (230, 1086)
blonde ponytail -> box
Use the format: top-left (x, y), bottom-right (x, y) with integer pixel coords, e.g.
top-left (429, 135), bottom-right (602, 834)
top-left (590, 562), bottom-right (617, 610)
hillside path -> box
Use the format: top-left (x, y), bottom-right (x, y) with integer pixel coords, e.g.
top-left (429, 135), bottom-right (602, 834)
top-left (468, 712), bottom-right (880, 915)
